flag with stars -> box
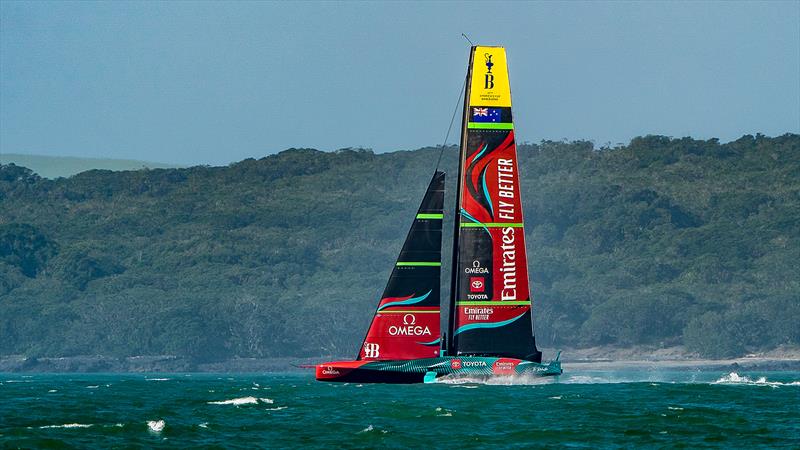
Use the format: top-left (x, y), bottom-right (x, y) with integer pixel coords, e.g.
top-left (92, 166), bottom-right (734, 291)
top-left (472, 107), bottom-right (502, 123)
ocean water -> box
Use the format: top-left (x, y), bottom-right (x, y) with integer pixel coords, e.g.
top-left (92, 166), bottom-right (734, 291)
top-left (1, 370), bottom-right (798, 448)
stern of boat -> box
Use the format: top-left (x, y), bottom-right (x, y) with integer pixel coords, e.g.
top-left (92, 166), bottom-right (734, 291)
top-left (315, 360), bottom-right (366, 382)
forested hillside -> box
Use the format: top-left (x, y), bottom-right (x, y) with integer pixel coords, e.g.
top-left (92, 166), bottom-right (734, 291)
top-left (1, 134), bottom-right (798, 361)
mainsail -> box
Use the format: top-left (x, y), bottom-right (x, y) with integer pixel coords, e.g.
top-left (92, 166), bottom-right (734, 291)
top-left (448, 46), bottom-right (541, 362)
top-left (357, 171), bottom-right (445, 361)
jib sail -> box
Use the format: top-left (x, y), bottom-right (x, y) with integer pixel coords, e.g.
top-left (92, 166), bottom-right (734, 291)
top-left (448, 46), bottom-right (541, 362)
top-left (358, 171), bottom-right (445, 361)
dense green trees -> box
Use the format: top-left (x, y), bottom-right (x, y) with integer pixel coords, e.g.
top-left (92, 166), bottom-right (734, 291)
top-left (0, 223), bottom-right (58, 278)
top-left (0, 134), bottom-right (797, 360)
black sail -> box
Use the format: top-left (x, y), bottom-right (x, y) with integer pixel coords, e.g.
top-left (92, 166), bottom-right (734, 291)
top-left (357, 171), bottom-right (445, 361)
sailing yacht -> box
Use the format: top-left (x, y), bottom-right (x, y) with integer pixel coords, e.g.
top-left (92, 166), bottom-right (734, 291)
top-left (316, 45), bottom-right (561, 383)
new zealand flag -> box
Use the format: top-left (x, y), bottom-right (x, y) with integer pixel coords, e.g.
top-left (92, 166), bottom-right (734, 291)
top-left (472, 107), bottom-right (502, 123)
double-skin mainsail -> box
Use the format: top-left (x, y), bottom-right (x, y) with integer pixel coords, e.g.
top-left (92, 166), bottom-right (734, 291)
top-left (448, 46), bottom-right (541, 362)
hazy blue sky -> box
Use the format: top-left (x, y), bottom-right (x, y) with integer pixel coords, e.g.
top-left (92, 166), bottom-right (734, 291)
top-left (1, 1), bottom-right (798, 165)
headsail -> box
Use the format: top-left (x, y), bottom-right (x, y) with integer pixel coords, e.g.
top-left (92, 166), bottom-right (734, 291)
top-left (358, 171), bottom-right (445, 361)
top-left (448, 46), bottom-right (541, 362)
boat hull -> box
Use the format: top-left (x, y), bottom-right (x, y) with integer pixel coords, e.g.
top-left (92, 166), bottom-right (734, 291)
top-left (315, 356), bottom-right (562, 384)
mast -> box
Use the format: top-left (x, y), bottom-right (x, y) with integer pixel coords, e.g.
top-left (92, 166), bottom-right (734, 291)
top-left (446, 47), bottom-right (476, 356)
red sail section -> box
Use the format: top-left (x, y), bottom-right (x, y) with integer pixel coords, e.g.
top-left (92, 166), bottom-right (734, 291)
top-left (358, 297), bottom-right (441, 361)
top-left (358, 172), bottom-right (444, 361)
top-left (451, 46), bottom-right (540, 361)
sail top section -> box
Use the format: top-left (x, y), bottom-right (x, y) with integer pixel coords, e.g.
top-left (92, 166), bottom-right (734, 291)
top-left (469, 46), bottom-right (512, 108)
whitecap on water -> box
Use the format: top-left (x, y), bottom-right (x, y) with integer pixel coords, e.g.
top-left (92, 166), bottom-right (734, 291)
top-left (147, 420), bottom-right (165, 433)
top-left (713, 372), bottom-right (800, 387)
top-left (146, 378), bottom-right (170, 382)
top-left (436, 373), bottom-right (555, 386)
top-left (435, 407), bottom-right (453, 417)
top-left (448, 384), bottom-right (478, 388)
top-left (487, 374), bottom-right (556, 385)
top-left (357, 424), bottom-right (387, 434)
top-left (207, 396), bottom-right (274, 405)
top-left (40, 423), bottom-right (93, 429)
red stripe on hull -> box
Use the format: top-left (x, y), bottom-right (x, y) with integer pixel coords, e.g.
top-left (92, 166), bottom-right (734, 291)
top-left (315, 360), bottom-right (369, 381)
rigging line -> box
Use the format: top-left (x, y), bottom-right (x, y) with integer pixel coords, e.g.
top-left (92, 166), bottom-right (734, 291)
top-left (434, 74), bottom-right (467, 172)
top-left (461, 33), bottom-right (474, 46)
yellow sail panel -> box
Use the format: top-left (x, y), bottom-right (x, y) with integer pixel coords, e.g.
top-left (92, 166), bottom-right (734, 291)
top-left (468, 46), bottom-right (511, 107)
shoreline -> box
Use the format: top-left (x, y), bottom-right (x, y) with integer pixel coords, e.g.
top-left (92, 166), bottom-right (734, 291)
top-left (558, 346), bottom-right (800, 371)
top-left (2, 346), bottom-right (798, 373)
top-left (563, 358), bottom-right (800, 372)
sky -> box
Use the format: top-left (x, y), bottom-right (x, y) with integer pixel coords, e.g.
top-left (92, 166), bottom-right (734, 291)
top-left (1, 1), bottom-right (798, 166)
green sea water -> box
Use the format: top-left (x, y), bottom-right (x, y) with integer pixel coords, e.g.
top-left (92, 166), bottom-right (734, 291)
top-left (1, 370), bottom-right (798, 448)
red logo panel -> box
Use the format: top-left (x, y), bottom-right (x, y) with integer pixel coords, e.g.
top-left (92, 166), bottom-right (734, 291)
top-left (470, 277), bottom-right (485, 292)
top-left (492, 358), bottom-right (519, 375)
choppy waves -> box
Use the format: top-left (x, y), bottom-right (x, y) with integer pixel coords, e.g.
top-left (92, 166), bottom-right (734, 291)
top-left (2, 372), bottom-right (798, 448)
